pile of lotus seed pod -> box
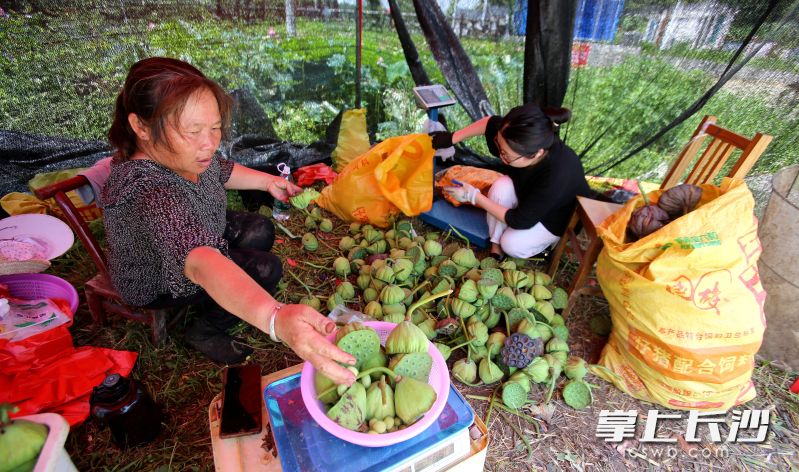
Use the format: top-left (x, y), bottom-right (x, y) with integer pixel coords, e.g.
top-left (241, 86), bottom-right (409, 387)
top-left (297, 216), bottom-right (593, 411)
top-left (315, 319), bottom-right (441, 434)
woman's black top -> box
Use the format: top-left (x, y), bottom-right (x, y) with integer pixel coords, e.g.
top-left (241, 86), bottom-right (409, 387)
top-left (485, 115), bottom-right (590, 236)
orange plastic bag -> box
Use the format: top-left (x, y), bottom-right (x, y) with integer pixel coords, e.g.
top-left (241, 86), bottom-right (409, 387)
top-left (317, 134), bottom-right (434, 228)
top-left (594, 178), bottom-right (765, 410)
top-left (434, 165), bottom-right (503, 207)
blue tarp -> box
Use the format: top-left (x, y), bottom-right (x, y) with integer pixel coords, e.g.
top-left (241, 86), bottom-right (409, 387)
top-left (514, 0), bottom-right (625, 42)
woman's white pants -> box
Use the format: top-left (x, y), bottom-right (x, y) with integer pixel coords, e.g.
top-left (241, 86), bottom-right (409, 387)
top-left (486, 176), bottom-right (560, 259)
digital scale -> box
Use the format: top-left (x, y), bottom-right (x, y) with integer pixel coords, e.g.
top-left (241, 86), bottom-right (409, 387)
top-left (264, 373), bottom-right (475, 472)
top-left (413, 85), bottom-right (457, 117)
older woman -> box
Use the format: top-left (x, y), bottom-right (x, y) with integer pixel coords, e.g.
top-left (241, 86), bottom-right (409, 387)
top-left (432, 104), bottom-right (590, 260)
top-left (102, 57), bottom-right (354, 385)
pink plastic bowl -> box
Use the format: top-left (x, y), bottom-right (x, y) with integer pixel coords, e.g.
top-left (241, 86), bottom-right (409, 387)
top-left (300, 321), bottom-right (450, 447)
top-left (0, 273), bottom-right (79, 315)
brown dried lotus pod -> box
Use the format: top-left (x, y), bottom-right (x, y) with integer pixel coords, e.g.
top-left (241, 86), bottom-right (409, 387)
top-left (657, 183), bottom-right (702, 218)
top-left (627, 204), bottom-right (669, 241)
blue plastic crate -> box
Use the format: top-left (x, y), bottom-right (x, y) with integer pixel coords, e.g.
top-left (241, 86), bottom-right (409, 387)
top-left (419, 199), bottom-right (490, 248)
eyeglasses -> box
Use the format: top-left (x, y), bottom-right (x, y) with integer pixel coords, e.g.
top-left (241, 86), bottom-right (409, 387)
top-left (494, 135), bottom-right (532, 164)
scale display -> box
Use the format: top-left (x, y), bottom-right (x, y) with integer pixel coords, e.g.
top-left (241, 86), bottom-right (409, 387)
top-left (264, 373), bottom-right (474, 472)
top-left (413, 85), bottom-right (456, 110)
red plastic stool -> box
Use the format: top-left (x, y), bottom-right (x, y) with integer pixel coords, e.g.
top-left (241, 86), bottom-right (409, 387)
top-left (791, 378), bottom-right (799, 394)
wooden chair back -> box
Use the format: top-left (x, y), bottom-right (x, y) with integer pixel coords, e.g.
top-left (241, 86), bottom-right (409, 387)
top-left (660, 115), bottom-right (773, 189)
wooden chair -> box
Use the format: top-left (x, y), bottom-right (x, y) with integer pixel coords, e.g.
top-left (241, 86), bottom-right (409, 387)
top-left (34, 175), bottom-right (177, 344)
top-left (549, 115), bottom-right (773, 318)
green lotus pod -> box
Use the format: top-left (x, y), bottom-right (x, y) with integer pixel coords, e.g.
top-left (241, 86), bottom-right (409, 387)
top-left (472, 345), bottom-right (490, 362)
top-left (553, 325), bottom-right (569, 342)
top-left (562, 379), bottom-right (592, 410)
top-left (356, 273), bottom-right (372, 291)
top-left (339, 236), bottom-right (356, 252)
top-left (428, 255), bottom-right (447, 268)
top-left (551, 287), bottom-right (568, 310)
top-left (515, 292), bottom-right (536, 310)
top-left (536, 323), bottom-right (554, 342)
top-left (534, 301), bottom-right (555, 320)
top-left (315, 370), bottom-right (341, 404)
top-left (437, 260), bottom-right (458, 278)
top-left (348, 246), bottom-right (368, 261)
top-left (351, 258), bottom-right (365, 272)
top-left (478, 358), bottom-right (504, 384)
top-left (481, 268), bottom-right (504, 285)
top-left (336, 281), bottom-right (356, 300)
top-left (402, 287), bottom-right (415, 307)
top-left (423, 240), bottom-right (442, 257)
top-left (392, 259), bottom-right (414, 282)
top-left (452, 358), bottom-right (478, 384)
top-left (319, 218), bottom-right (333, 232)
top-left (438, 242), bottom-right (457, 257)
top-left (422, 266), bottom-right (437, 280)
top-left (383, 312), bottom-right (406, 324)
top-left (398, 237), bottom-right (414, 250)
top-left (464, 268), bottom-right (482, 283)
top-left (431, 277), bottom-right (453, 295)
top-left (359, 239), bottom-right (369, 248)
top-left (327, 293), bottom-right (344, 312)
top-left (412, 235), bottom-right (425, 246)
top-left (380, 285), bottom-right (405, 305)
top-left (451, 299), bottom-right (477, 319)
top-left (564, 356), bottom-right (588, 381)
top-left (434, 343), bottom-right (452, 361)
top-left (389, 248), bottom-right (406, 259)
top-left (532, 284), bottom-right (552, 300)
top-left (474, 303), bottom-right (490, 323)
top-left (551, 350), bottom-right (568, 364)
top-left (389, 352), bottom-right (433, 382)
top-left (396, 220), bottom-right (413, 233)
top-left (476, 278), bottom-right (499, 300)
top-left (370, 278), bottom-right (387, 292)
top-left (546, 337), bottom-right (569, 353)
top-left (544, 354), bottom-right (563, 380)
top-left (302, 232), bottom-right (319, 251)
top-left (367, 240), bottom-right (387, 255)
top-left (299, 295), bottom-right (321, 311)
top-left (363, 287), bottom-right (379, 303)
top-left (487, 332), bottom-right (507, 357)
top-left (394, 377), bottom-right (437, 425)
top-left (304, 215), bottom-right (317, 230)
top-left (492, 287), bottom-right (517, 311)
top-left (382, 303), bottom-right (406, 318)
top-left (451, 248), bottom-right (479, 269)
top-left (361, 347), bottom-right (388, 381)
top-left (364, 228), bottom-right (383, 243)
top-left (507, 308), bottom-right (531, 332)
top-left (436, 299), bottom-right (449, 319)
top-left (366, 376), bottom-right (395, 421)
top-left (385, 229), bottom-right (397, 241)
top-left (335, 322), bottom-right (381, 369)
top-left (504, 269), bottom-right (531, 289)
top-left (409, 309), bottom-right (428, 326)
top-left (523, 357), bottom-right (550, 383)
top-left (533, 270), bottom-right (552, 286)
top-left (498, 260), bottom-right (516, 271)
top-left (333, 257), bottom-right (351, 277)
top-left (385, 320), bottom-right (429, 354)
top-left (349, 222), bottom-right (362, 234)
top-left (516, 319), bottom-right (540, 339)
top-left (327, 382), bottom-right (368, 432)
top-left (466, 317), bottom-right (489, 346)
top-left (508, 371), bottom-right (532, 393)
top-left (480, 256), bottom-right (499, 270)
top-left (422, 231), bottom-right (438, 241)
top-left (484, 305), bottom-right (502, 329)
top-left (364, 301), bottom-right (383, 319)
top-left (452, 263), bottom-right (469, 279)
top-left (501, 380), bottom-right (529, 409)
top-left (373, 265), bottom-right (395, 284)
top-left (550, 314), bottom-right (565, 327)
top-left (457, 279), bottom-right (479, 303)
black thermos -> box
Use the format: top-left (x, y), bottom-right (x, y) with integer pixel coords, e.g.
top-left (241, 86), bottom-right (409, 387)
top-left (89, 373), bottom-right (163, 448)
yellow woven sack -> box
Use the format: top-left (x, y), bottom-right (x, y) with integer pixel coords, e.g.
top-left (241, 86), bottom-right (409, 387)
top-left (331, 108), bottom-right (370, 172)
top-left (594, 178), bottom-right (766, 410)
top-left (317, 134), bottom-right (434, 228)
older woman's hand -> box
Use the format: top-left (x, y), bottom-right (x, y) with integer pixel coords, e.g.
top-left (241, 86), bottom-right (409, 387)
top-left (267, 177), bottom-right (303, 203)
top-left (273, 304), bottom-right (357, 385)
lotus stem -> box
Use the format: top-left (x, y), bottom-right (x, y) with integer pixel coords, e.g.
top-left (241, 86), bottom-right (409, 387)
top-left (275, 221), bottom-right (299, 239)
top-left (484, 385), bottom-right (500, 426)
top-left (286, 270), bottom-right (313, 295)
top-left (447, 224), bottom-right (471, 248)
top-left (498, 411), bottom-right (533, 459)
top-left (545, 372), bottom-right (558, 404)
top-left (406, 289), bottom-right (453, 321)
top-left (302, 261), bottom-right (332, 270)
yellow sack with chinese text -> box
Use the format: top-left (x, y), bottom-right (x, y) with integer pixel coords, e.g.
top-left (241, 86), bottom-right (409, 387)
top-left (331, 108), bottom-right (371, 172)
top-left (317, 134), bottom-right (434, 228)
top-left (594, 178), bottom-right (765, 411)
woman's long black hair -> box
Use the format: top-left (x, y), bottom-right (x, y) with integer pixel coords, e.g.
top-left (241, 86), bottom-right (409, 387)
top-left (499, 103), bottom-right (571, 157)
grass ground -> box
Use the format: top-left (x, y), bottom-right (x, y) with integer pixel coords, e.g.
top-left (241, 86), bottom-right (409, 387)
top-left (47, 197), bottom-right (798, 471)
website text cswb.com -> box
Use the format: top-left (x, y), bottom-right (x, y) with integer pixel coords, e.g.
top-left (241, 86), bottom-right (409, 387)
top-left (596, 409), bottom-right (769, 460)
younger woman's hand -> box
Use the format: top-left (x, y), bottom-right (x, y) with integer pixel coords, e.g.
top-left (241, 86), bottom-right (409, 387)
top-left (273, 304), bottom-right (357, 385)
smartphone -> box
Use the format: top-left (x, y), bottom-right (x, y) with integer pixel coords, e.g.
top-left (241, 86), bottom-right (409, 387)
top-left (219, 364), bottom-right (263, 439)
